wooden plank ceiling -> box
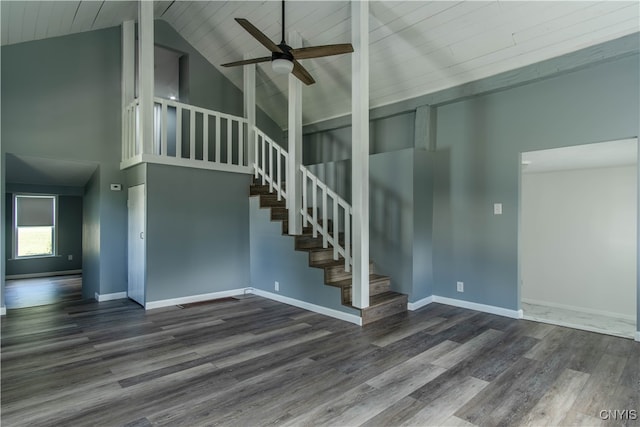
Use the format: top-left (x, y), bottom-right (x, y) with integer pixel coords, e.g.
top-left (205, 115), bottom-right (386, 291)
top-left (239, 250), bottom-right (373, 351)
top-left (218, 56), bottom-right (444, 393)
top-left (1, 1), bottom-right (638, 128)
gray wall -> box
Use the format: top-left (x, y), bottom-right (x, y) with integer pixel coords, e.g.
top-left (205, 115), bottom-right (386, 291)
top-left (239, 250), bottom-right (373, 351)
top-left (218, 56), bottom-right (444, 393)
top-left (5, 187), bottom-right (83, 276)
top-left (300, 46), bottom-right (638, 319)
top-left (433, 54), bottom-right (639, 311)
top-left (1, 27), bottom-right (125, 299)
top-left (1, 20), bottom-right (283, 304)
top-left (144, 164), bottom-right (251, 302)
top-left (82, 170), bottom-right (101, 300)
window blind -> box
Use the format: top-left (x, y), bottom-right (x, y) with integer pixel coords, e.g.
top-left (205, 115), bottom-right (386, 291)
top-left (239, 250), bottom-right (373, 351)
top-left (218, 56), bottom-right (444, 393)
top-left (16, 196), bottom-right (55, 227)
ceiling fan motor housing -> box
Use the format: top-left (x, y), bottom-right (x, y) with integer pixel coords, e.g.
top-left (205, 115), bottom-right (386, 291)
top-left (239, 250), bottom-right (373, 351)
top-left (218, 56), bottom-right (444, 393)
top-left (272, 44), bottom-right (294, 62)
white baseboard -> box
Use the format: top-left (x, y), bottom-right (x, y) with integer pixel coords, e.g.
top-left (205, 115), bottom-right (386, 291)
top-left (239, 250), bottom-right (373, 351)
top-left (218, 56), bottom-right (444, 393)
top-left (95, 291), bottom-right (128, 302)
top-left (433, 295), bottom-right (523, 319)
top-left (522, 298), bottom-right (636, 322)
top-left (408, 296), bottom-right (433, 311)
top-left (5, 270), bottom-right (82, 280)
top-left (636, 331), bottom-right (640, 342)
top-left (144, 289), bottom-right (248, 310)
top-left (0, 306), bottom-right (6, 316)
top-left (249, 288), bottom-right (362, 326)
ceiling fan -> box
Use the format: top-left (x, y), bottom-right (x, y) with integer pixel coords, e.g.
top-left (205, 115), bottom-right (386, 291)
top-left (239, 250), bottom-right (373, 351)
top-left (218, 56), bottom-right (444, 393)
top-left (221, 0), bottom-right (354, 85)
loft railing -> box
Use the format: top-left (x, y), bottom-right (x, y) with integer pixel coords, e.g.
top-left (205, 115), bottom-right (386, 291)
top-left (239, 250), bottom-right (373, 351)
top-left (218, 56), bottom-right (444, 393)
top-left (121, 97), bottom-right (250, 173)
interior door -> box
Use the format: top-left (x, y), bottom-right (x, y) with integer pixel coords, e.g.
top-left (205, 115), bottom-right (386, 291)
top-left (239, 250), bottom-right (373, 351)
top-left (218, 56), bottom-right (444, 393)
top-left (128, 184), bottom-right (145, 306)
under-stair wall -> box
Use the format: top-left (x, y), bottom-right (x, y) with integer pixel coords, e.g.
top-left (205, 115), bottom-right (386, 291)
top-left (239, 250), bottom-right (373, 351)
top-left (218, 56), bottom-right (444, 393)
top-left (248, 196), bottom-right (361, 319)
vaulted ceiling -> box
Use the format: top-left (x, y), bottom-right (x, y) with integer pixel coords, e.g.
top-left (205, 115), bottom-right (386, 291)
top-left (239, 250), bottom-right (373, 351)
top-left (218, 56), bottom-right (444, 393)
top-left (1, 1), bottom-right (639, 128)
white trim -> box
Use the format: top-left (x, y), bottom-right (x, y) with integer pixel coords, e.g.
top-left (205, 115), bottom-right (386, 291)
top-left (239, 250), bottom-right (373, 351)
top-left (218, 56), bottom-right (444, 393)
top-left (249, 288), bottom-right (362, 326)
top-left (1, 306), bottom-right (6, 316)
top-left (408, 295), bottom-right (434, 311)
top-left (144, 288), bottom-right (247, 310)
top-left (120, 154), bottom-right (144, 170)
top-left (5, 269), bottom-right (82, 280)
top-left (433, 295), bottom-right (523, 319)
top-left (140, 154), bottom-right (252, 175)
top-left (522, 298), bottom-right (636, 322)
top-left (636, 331), bottom-right (640, 342)
top-left (95, 291), bottom-right (128, 302)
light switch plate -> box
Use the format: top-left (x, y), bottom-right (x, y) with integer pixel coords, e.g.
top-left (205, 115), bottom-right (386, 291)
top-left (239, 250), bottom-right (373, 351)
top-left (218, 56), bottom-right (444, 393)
top-left (494, 203), bottom-right (502, 215)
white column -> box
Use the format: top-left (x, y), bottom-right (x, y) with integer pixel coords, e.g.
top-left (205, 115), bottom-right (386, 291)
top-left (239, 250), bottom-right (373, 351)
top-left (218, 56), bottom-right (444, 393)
top-left (287, 31), bottom-right (303, 235)
top-left (138, 0), bottom-right (154, 156)
top-left (351, 0), bottom-right (370, 309)
top-left (244, 54), bottom-right (256, 170)
top-left (121, 20), bottom-right (135, 160)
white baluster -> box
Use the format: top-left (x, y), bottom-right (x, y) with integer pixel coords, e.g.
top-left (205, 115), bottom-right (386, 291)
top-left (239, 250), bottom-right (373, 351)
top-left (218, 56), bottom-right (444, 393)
top-left (190, 110), bottom-right (196, 160)
top-left (276, 146), bottom-right (282, 201)
top-left (215, 115), bottom-right (221, 163)
top-left (203, 114), bottom-right (209, 162)
top-left (176, 106), bottom-right (182, 159)
top-left (322, 184), bottom-right (328, 248)
top-left (302, 169), bottom-right (308, 226)
top-left (333, 198), bottom-right (339, 260)
top-left (345, 206), bottom-right (351, 272)
top-left (161, 102), bottom-right (167, 157)
top-left (253, 129), bottom-right (259, 178)
top-left (261, 135), bottom-right (266, 185)
top-left (238, 121), bottom-right (244, 166)
top-left (312, 176), bottom-right (318, 238)
top-left (227, 118), bottom-right (232, 164)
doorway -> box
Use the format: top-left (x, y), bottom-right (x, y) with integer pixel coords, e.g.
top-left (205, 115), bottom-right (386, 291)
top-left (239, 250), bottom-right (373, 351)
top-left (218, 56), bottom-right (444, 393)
top-left (128, 184), bottom-right (145, 306)
top-left (519, 138), bottom-right (638, 338)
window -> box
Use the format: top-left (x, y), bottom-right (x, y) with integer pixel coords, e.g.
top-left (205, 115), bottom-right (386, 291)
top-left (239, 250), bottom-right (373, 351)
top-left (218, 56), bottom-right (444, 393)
top-left (14, 195), bottom-right (56, 258)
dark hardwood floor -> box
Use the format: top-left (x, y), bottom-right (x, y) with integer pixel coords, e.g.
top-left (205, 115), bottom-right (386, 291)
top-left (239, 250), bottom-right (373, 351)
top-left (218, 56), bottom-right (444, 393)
top-left (4, 274), bottom-right (82, 309)
top-left (1, 287), bottom-right (638, 426)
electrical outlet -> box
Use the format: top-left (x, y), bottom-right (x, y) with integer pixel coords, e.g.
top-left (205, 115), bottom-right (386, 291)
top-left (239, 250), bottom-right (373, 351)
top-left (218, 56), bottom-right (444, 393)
top-left (457, 281), bottom-right (464, 292)
top-left (68, 255), bottom-right (73, 261)
top-left (275, 281), bottom-right (279, 292)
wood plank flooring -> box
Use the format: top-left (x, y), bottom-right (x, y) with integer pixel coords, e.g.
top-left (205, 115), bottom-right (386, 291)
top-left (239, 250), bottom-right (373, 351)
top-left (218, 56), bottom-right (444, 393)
top-left (1, 292), bottom-right (638, 426)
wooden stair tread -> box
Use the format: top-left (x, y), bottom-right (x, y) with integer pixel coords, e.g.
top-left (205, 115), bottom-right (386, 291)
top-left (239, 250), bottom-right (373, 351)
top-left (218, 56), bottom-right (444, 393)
top-left (309, 258), bottom-right (346, 268)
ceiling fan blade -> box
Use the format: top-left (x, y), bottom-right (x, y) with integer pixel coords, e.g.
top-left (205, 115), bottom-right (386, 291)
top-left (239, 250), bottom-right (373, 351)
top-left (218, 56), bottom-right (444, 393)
top-left (235, 18), bottom-right (282, 53)
top-left (292, 60), bottom-right (315, 85)
top-left (291, 43), bottom-right (354, 60)
top-left (221, 56), bottom-right (272, 67)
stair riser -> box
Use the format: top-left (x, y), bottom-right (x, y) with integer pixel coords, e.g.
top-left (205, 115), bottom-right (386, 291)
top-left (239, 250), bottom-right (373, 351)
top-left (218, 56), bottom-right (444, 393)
top-left (325, 262), bottom-right (374, 283)
top-left (342, 278), bottom-right (391, 302)
top-left (361, 295), bottom-right (408, 325)
top-left (260, 197), bottom-right (286, 208)
top-left (283, 220), bottom-right (334, 235)
top-left (308, 249), bottom-right (339, 263)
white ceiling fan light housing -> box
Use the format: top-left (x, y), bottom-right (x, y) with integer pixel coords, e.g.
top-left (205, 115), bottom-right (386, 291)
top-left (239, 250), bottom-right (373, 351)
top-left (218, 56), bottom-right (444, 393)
top-left (272, 58), bottom-right (294, 74)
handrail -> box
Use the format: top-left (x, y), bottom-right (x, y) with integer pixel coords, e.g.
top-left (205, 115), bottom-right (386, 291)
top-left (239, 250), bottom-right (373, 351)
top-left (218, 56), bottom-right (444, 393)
top-left (253, 127), bottom-right (288, 202)
top-left (300, 165), bottom-right (352, 272)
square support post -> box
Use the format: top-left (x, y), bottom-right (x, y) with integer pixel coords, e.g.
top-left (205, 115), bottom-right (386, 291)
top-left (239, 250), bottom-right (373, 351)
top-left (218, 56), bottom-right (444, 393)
top-left (351, 0), bottom-right (370, 309)
top-left (138, 0), bottom-right (154, 156)
top-left (287, 32), bottom-right (303, 235)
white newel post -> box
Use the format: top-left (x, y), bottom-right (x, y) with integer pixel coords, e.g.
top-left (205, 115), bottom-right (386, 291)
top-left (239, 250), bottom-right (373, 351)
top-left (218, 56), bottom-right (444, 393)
top-left (122, 21), bottom-right (135, 160)
top-left (351, 0), bottom-right (370, 309)
top-left (244, 55), bottom-right (256, 170)
top-left (287, 31), bottom-right (303, 235)
top-left (138, 0), bottom-right (154, 156)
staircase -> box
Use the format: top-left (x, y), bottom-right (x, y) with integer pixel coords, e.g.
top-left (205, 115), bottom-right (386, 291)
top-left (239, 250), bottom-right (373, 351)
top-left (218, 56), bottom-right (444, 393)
top-left (250, 179), bottom-right (408, 325)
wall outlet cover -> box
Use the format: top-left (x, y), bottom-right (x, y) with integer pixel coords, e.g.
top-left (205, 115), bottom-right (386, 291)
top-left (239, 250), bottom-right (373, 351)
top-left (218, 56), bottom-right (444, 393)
top-left (457, 281), bottom-right (464, 292)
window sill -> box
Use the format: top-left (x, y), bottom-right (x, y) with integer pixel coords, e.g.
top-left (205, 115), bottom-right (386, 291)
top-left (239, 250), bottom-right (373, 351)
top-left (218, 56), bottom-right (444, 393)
top-left (8, 255), bottom-right (61, 261)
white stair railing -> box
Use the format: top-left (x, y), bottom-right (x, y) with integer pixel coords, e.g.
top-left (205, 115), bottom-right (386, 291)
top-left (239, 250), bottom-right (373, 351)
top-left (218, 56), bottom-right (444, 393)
top-left (253, 127), bottom-right (288, 202)
top-left (300, 165), bottom-right (352, 272)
